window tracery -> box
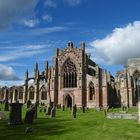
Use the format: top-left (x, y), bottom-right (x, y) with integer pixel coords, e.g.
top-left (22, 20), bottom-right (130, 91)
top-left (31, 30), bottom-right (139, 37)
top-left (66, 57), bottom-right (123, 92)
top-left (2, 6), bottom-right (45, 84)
top-left (63, 58), bottom-right (77, 88)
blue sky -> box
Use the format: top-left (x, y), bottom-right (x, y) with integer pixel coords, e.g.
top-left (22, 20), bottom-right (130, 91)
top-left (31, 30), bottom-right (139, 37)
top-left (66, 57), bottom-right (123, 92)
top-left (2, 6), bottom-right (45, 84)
top-left (0, 0), bottom-right (140, 86)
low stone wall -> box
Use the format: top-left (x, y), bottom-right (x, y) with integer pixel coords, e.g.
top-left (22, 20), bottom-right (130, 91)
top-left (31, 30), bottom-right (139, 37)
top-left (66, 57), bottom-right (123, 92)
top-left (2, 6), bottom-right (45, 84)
top-left (107, 113), bottom-right (138, 120)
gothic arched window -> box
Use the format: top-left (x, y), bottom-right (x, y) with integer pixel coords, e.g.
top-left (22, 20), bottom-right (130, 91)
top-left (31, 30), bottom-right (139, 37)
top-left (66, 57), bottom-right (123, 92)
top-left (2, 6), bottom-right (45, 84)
top-left (63, 58), bottom-right (77, 88)
top-left (29, 86), bottom-right (35, 100)
top-left (19, 87), bottom-right (23, 99)
top-left (40, 86), bottom-right (47, 100)
top-left (15, 89), bottom-right (18, 101)
top-left (89, 82), bottom-right (95, 100)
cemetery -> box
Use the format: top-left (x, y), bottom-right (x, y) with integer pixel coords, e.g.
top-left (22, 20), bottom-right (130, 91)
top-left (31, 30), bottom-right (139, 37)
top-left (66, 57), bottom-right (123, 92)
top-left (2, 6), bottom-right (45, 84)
top-left (0, 102), bottom-right (140, 140)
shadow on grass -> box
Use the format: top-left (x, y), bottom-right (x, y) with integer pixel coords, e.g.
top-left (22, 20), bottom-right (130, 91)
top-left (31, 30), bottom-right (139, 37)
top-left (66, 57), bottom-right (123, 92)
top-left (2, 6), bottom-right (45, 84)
top-left (0, 117), bottom-right (72, 140)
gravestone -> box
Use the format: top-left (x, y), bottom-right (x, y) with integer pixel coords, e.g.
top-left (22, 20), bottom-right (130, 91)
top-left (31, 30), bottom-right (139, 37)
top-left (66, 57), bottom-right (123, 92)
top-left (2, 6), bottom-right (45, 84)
top-left (39, 108), bottom-right (42, 113)
top-left (24, 108), bottom-right (35, 124)
top-left (82, 105), bottom-right (85, 113)
top-left (46, 102), bottom-right (53, 115)
top-left (0, 112), bottom-right (6, 120)
top-left (57, 104), bottom-right (61, 109)
top-left (44, 108), bottom-right (46, 113)
top-left (4, 101), bottom-right (9, 111)
top-left (33, 103), bottom-right (38, 119)
top-left (27, 100), bottom-right (32, 108)
top-left (8, 103), bottom-right (23, 125)
top-left (72, 104), bottom-right (77, 118)
top-left (62, 105), bottom-right (65, 111)
top-left (50, 106), bottom-right (56, 118)
top-left (95, 106), bottom-right (100, 112)
top-left (25, 127), bottom-right (32, 134)
top-left (111, 107), bottom-right (114, 112)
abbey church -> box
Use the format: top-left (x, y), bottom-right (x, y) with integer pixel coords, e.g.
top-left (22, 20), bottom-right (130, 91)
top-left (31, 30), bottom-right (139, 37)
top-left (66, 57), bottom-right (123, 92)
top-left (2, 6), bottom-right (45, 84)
top-left (0, 42), bottom-right (139, 108)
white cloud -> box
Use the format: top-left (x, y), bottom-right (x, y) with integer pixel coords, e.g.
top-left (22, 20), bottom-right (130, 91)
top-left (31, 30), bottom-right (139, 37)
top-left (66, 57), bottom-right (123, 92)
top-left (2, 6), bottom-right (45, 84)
top-left (42, 14), bottom-right (52, 22)
top-left (44, 0), bottom-right (57, 8)
top-left (22, 19), bottom-right (39, 28)
top-left (64, 0), bottom-right (81, 6)
top-left (31, 26), bottom-right (68, 35)
top-left (0, 0), bottom-right (38, 29)
top-left (0, 44), bottom-right (48, 62)
top-left (0, 64), bottom-right (19, 80)
top-left (0, 80), bottom-right (24, 87)
top-left (89, 21), bottom-right (140, 65)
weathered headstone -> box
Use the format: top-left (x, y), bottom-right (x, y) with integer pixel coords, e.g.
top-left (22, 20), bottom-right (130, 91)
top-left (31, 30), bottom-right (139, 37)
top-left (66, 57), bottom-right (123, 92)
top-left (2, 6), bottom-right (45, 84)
top-left (0, 112), bottom-right (6, 120)
top-left (39, 109), bottom-right (42, 113)
top-left (72, 104), bottom-right (77, 118)
top-left (62, 105), bottom-right (65, 111)
top-left (50, 106), bottom-right (56, 118)
top-left (27, 100), bottom-right (32, 108)
top-left (25, 127), bottom-right (32, 134)
top-left (8, 103), bottom-right (23, 125)
top-left (82, 105), bottom-right (85, 113)
top-left (44, 108), bottom-right (47, 113)
top-left (24, 108), bottom-right (35, 124)
top-left (33, 103), bottom-right (38, 119)
top-left (46, 102), bottom-right (53, 115)
top-left (4, 101), bottom-right (9, 111)
top-left (111, 107), bottom-right (114, 112)
top-left (95, 106), bottom-right (100, 112)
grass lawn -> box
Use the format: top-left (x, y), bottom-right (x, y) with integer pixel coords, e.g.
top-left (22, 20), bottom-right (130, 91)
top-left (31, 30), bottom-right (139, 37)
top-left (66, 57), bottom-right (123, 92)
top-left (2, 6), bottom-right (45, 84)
top-left (0, 105), bottom-right (140, 140)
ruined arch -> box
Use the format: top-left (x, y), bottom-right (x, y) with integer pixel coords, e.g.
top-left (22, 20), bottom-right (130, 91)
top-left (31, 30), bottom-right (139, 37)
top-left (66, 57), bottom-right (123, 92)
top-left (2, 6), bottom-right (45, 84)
top-left (14, 88), bottom-right (18, 101)
top-left (29, 86), bottom-right (35, 100)
top-left (40, 85), bottom-right (47, 100)
top-left (19, 87), bottom-right (23, 99)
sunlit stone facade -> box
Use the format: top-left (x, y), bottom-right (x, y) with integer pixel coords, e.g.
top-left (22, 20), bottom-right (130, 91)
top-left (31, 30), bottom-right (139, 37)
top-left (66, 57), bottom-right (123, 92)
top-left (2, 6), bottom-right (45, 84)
top-left (0, 42), bottom-right (117, 108)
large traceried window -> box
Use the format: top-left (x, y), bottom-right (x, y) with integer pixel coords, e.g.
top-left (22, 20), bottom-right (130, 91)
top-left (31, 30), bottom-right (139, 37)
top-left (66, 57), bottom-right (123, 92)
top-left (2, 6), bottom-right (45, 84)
top-left (29, 86), bottom-right (35, 100)
top-left (89, 82), bottom-right (95, 100)
top-left (40, 86), bottom-right (47, 100)
top-left (63, 58), bottom-right (77, 88)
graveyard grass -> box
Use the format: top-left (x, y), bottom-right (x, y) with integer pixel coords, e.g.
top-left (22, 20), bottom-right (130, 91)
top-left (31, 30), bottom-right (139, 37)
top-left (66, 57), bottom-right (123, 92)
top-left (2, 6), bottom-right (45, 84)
top-left (0, 105), bottom-right (140, 140)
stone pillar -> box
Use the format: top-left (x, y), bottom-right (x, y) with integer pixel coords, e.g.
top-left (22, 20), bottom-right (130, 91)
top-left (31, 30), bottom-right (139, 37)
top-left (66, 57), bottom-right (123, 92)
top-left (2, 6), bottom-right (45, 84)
top-left (23, 70), bottom-right (28, 103)
top-left (45, 61), bottom-right (48, 82)
top-left (128, 75), bottom-right (133, 107)
top-left (34, 70), bottom-right (39, 103)
top-left (102, 70), bottom-right (108, 107)
top-left (95, 66), bottom-right (100, 108)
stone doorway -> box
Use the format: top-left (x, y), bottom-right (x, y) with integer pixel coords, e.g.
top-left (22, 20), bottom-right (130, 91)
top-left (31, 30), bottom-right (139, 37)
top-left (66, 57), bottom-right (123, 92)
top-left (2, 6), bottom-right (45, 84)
top-left (66, 95), bottom-right (72, 107)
